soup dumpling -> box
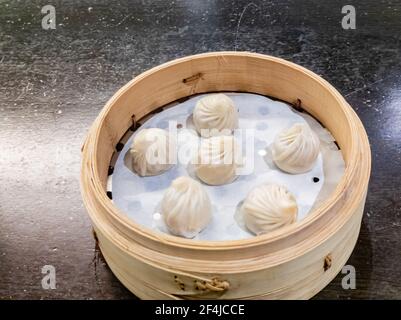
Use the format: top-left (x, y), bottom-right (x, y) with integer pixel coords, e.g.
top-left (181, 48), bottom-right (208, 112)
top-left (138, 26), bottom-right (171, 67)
top-left (161, 176), bottom-right (212, 238)
top-left (193, 94), bottom-right (239, 137)
top-left (241, 184), bottom-right (298, 235)
top-left (129, 128), bottom-right (175, 176)
top-left (194, 135), bottom-right (241, 186)
top-left (272, 123), bottom-right (320, 174)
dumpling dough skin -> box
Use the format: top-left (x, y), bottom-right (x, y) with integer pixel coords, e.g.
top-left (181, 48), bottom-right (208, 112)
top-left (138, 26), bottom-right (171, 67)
top-left (272, 123), bottom-right (320, 174)
top-left (241, 184), bottom-right (298, 235)
top-left (195, 135), bottom-right (240, 186)
top-left (161, 176), bottom-right (212, 238)
top-left (193, 94), bottom-right (239, 137)
top-left (129, 128), bottom-right (175, 176)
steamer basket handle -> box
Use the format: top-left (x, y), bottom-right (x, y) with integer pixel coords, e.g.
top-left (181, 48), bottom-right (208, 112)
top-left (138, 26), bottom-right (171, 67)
top-left (174, 274), bottom-right (230, 295)
top-left (194, 277), bottom-right (230, 292)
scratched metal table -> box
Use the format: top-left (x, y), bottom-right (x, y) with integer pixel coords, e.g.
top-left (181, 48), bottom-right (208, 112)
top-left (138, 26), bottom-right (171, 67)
top-left (1, 0), bottom-right (400, 299)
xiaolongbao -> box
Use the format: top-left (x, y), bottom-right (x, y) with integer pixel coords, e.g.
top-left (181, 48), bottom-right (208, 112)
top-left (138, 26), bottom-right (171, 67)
top-left (194, 135), bottom-right (241, 186)
top-left (161, 176), bottom-right (212, 238)
top-left (129, 128), bottom-right (175, 176)
top-left (272, 123), bottom-right (320, 174)
top-left (241, 184), bottom-right (298, 235)
top-left (193, 94), bottom-right (239, 137)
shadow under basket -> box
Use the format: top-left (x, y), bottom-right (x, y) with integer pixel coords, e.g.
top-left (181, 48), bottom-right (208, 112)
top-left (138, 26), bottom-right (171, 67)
top-left (80, 52), bottom-right (371, 299)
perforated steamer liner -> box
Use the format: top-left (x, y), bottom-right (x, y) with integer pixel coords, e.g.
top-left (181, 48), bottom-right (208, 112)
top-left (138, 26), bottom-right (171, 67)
top-left (110, 93), bottom-right (345, 241)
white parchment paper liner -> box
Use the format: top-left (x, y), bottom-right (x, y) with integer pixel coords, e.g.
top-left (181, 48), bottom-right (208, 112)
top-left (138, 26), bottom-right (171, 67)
top-left (110, 93), bottom-right (345, 241)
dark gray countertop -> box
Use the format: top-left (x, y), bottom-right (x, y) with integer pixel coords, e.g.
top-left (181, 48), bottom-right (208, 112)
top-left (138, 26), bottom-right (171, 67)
top-left (1, 0), bottom-right (400, 299)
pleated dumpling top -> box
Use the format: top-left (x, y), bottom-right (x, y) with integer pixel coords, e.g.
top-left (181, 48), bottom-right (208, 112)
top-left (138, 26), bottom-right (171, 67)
top-left (193, 94), bottom-right (239, 137)
top-left (241, 184), bottom-right (298, 235)
top-left (272, 123), bottom-right (320, 174)
top-left (161, 176), bottom-right (212, 238)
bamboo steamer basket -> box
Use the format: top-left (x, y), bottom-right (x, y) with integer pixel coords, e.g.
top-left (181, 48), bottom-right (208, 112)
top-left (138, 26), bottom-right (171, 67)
top-left (80, 52), bottom-right (371, 299)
